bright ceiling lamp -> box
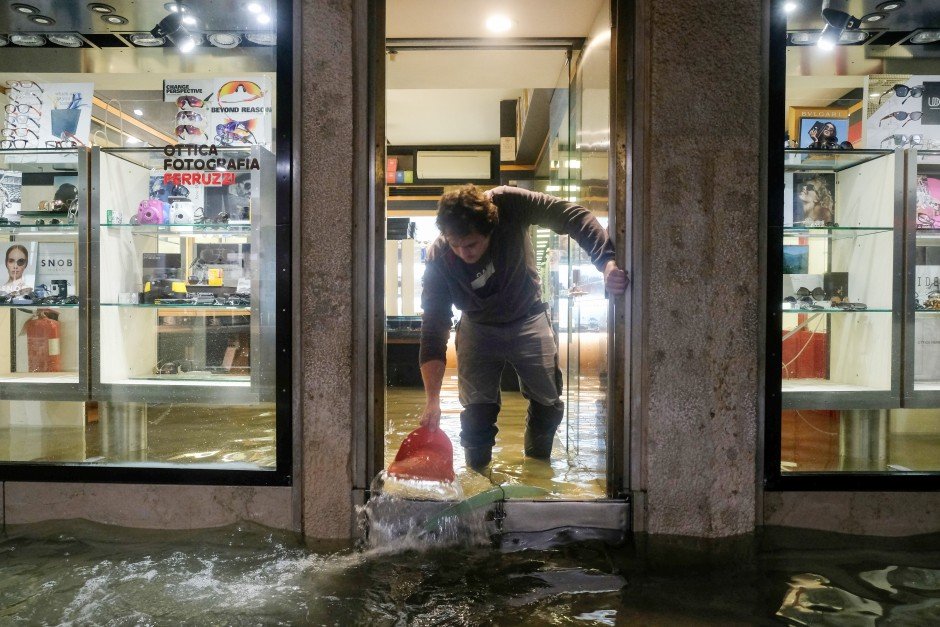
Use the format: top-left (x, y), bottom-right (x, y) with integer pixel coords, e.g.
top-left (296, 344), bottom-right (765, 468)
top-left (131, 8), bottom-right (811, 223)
top-left (48, 34), bottom-right (85, 47)
top-left (10, 33), bottom-right (46, 46)
top-left (128, 33), bottom-right (166, 46)
top-left (245, 32), bottom-right (276, 45)
top-left (208, 33), bottom-right (242, 48)
top-left (485, 15), bottom-right (513, 33)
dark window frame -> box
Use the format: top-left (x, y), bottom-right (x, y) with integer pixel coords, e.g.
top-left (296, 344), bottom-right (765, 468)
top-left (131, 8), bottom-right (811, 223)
top-left (0, 0), bottom-right (294, 487)
top-left (764, 0), bottom-right (939, 491)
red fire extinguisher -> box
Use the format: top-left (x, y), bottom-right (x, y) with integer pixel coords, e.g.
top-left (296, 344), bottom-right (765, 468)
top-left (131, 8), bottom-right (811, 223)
top-left (22, 309), bottom-right (61, 373)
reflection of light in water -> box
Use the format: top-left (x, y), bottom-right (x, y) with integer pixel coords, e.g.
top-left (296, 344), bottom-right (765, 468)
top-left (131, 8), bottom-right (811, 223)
top-left (861, 565), bottom-right (940, 594)
top-left (777, 573), bottom-right (883, 624)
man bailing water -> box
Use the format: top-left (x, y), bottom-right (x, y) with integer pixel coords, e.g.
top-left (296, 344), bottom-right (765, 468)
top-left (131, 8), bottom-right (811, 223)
top-left (417, 184), bottom-right (629, 471)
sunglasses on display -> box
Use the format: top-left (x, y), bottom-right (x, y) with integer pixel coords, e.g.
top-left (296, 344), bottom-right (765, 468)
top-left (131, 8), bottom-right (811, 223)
top-left (175, 124), bottom-right (206, 139)
top-left (880, 84), bottom-right (924, 106)
top-left (0, 139), bottom-right (26, 149)
top-left (176, 95), bottom-right (210, 108)
top-left (881, 133), bottom-right (923, 148)
top-left (45, 140), bottom-right (80, 148)
top-left (215, 130), bottom-right (256, 146)
top-left (176, 110), bottom-right (204, 123)
top-left (37, 295), bottom-right (78, 305)
top-left (35, 218), bottom-right (62, 225)
top-left (879, 111), bottom-right (922, 126)
top-left (218, 80), bottom-right (264, 103)
top-left (5, 80), bottom-right (43, 93)
top-left (193, 207), bottom-right (229, 224)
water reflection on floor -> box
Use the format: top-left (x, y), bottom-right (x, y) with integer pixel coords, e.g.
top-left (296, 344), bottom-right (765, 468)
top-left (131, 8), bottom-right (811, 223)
top-left (386, 372), bottom-right (606, 499)
top-left (1, 521), bottom-right (938, 625)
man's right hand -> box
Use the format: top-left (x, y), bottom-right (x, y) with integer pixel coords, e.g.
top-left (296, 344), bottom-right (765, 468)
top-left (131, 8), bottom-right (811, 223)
top-left (419, 401), bottom-right (442, 432)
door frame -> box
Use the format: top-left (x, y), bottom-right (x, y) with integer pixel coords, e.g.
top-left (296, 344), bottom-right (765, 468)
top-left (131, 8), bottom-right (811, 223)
top-left (357, 0), bottom-right (634, 502)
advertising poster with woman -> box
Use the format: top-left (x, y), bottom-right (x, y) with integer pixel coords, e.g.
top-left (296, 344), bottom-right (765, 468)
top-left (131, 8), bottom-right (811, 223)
top-left (2, 241), bottom-right (37, 295)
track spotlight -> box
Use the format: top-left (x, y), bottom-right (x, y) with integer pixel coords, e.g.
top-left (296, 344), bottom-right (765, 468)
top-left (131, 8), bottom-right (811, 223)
top-left (151, 10), bottom-right (199, 52)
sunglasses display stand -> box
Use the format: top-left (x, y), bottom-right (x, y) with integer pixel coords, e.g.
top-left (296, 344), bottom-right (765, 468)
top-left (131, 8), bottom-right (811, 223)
top-left (0, 144), bottom-right (278, 434)
top-left (0, 148), bottom-right (87, 428)
top-left (90, 146), bottom-right (275, 406)
top-left (906, 149), bottom-right (940, 407)
top-left (780, 148), bottom-right (902, 410)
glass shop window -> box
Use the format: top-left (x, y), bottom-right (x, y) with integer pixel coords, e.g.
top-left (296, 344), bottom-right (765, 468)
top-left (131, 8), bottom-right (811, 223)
top-left (770, 0), bottom-right (940, 483)
top-left (0, 1), bottom-right (289, 482)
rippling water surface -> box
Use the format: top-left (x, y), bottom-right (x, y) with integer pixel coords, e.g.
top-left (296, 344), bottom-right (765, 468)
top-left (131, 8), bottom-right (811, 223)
top-left (1, 521), bottom-right (938, 625)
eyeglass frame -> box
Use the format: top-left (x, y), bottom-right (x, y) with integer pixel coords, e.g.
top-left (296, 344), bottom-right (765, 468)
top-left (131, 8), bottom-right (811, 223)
top-left (1, 127), bottom-right (39, 140)
top-left (5, 80), bottom-right (43, 93)
top-left (0, 139), bottom-right (27, 149)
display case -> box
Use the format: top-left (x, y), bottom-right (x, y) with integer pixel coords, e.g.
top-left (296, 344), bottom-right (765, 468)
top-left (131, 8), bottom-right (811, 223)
top-left (0, 148), bottom-right (88, 402)
top-left (90, 146), bottom-right (276, 405)
top-left (905, 149), bottom-right (940, 406)
top-left (779, 149), bottom-right (903, 409)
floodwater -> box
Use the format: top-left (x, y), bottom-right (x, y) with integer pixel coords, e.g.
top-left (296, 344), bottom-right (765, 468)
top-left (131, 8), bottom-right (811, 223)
top-left (1, 516), bottom-right (938, 625)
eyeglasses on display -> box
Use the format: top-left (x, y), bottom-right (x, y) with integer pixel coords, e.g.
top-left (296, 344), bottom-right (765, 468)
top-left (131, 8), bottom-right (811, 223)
top-left (5, 80), bottom-right (43, 93)
top-left (0, 139), bottom-right (27, 149)
top-left (7, 114), bottom-right (39, 128)
top-left (1, 127), bottom-right (39, 139)
top-left (4, 103), bottom-right (41, 115)
top-left (45, 140), bottom-right (80, 148)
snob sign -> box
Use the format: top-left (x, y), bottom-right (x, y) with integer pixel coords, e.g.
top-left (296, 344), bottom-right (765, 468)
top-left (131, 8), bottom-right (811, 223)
top-left (164, 77), bottom-right (273, 149)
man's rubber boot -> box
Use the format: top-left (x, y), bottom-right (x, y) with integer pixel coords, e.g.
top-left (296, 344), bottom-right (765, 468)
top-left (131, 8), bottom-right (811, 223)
top-left (460, 403), bottom-right (500, 471)
top-left (524, 400), bottom-right (564, 459)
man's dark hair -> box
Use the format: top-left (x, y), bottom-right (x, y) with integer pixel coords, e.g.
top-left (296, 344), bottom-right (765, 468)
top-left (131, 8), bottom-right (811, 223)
top-left (436, 184), bottom-right (498, 237)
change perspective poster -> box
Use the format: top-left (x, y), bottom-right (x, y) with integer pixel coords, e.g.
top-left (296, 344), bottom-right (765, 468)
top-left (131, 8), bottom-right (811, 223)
top-left (164, 77), bottom-right (272, 149)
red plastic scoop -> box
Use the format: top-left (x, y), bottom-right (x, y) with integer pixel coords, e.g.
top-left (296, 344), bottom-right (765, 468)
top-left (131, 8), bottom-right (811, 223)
top-left (387, 425), bottom-right (456, 483)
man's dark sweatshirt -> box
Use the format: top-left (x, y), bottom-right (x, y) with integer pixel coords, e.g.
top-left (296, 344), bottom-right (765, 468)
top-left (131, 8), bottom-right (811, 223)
top-left (419, 186), bottom-right (615, 365)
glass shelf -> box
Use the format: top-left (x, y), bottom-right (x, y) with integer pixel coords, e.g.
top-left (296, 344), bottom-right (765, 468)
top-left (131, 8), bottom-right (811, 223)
top-left (0, 303), bottom-right (79, 309)
top-left (99, 223), bottom-right (251, 236)
top-left (784, 148), bottom-right (891, 172)
top-left (782, 226), bottom-right (893, 240)
top-left (781, 306), bottom-right (892, 313)
top-left (100, 303), bottom-right (251, 311)
top-left (0, 224), bottom-right (79, 234)
top-left (0, 148), bottom-right (81, 173)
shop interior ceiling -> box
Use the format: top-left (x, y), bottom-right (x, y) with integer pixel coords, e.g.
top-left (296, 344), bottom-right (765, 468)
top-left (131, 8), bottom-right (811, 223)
top-left (0, 1), bottom-right (277, 145)
top-left (386, 0), bottom-right (605, 152)
top-left (786, 1), bottom-right (940, 110)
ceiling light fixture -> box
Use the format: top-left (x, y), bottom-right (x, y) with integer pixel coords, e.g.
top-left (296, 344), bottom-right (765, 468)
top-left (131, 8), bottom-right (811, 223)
top-left (164, 2), bottom-right (189, 12)
top-left (876, 1), bottom-right (904, 11)
top-left (245, 32), bottom-right (276, 45)
top-left (87, 2), bottom-right (115, 13)
top-left (47, 34), bottom-right (85, 47)
top-left (256, 13), bottom-right (271, 25)
top-left (11, 4), bottom-right (40, 15)
top-left (128, 33), bottom-right (166, 46)
top-left (10, 33), bottom-right (46, 46)
top-left (247, 3), bottom-right (263, 13)
top-left (28, 15), bottom-right (55, 25)
top-left (152, 9), bottom-right (200, 53)
top-left (485, 15), bottom-right (513, 33)
top-left (208, 33), bottom-right (242, 48)
top-left (126, 136), bottom-right (141, 144)
top-left (909, 30), bottom-right (940, 44)
top-left (101, 14), bottom-right (128, 25)
top-left (817, 0), bottom-right (861, 51)
top-left (0, 35), bottom-right (8, 46)
top-left (861, 12), bottom-right (887, 23)
top-left (783, 2), bottom-right (798, 12)
top-left (133, 108), bottom-right (144, 116)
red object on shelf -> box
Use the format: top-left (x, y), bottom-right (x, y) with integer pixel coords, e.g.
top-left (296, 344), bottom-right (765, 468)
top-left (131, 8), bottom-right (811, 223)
top-left (782, 321), bottom-right (828, 380)
top-left (387, 425), bottom-right (456, 483)
top-left (23, 309), bottom-right (61, 373)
